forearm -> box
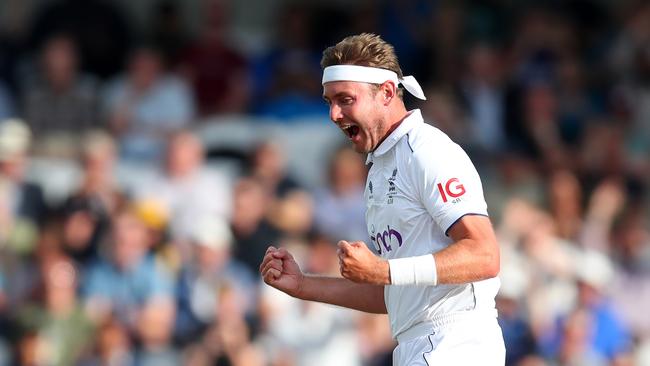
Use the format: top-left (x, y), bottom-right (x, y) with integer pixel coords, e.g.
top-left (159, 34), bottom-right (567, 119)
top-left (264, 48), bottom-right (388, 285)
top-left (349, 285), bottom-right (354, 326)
top-left (297, 275), bottom-right (387, 314)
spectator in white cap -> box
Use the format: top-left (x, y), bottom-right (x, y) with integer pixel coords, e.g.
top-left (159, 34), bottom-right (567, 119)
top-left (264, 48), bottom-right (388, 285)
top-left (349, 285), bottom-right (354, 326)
top-left (174, 215), bottom-right (255, 345)
top-left (0, 119), bottom-right (47, 252)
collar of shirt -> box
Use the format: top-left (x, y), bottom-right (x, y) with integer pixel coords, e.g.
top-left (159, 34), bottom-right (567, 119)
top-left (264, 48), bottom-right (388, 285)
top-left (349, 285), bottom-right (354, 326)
top-left (366, 109), bottom-right (423, 165)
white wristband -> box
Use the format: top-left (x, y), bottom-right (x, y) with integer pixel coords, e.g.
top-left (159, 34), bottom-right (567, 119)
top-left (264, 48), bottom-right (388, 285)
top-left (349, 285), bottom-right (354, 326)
top-left (388, 254), bottom-right (438, 286)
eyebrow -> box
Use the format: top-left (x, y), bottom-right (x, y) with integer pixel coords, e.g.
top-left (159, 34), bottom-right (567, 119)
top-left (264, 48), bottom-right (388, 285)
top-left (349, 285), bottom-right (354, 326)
top-left (322, 91), bottom-right (352, 102)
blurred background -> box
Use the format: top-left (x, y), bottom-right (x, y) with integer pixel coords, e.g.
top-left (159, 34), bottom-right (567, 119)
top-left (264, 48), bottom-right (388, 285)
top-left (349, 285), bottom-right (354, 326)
top-left (0, 0), bottom-right (649, 365)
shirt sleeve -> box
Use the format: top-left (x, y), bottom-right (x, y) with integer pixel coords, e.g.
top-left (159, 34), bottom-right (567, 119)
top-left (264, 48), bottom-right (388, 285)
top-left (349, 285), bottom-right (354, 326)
top-left (410, 143), bottom-right (488, 235)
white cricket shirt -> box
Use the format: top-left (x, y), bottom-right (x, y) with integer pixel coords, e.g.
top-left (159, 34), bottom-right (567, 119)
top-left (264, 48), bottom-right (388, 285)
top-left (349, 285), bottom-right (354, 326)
top-left (364, 109), bottom-right (500, 339)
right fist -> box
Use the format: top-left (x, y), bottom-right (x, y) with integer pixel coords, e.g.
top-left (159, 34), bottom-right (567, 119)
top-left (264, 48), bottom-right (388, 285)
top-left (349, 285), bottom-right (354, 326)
top-left (260, 246), bottom-right (283, 282)
top-left (259, 246), bottom-right (303, 297)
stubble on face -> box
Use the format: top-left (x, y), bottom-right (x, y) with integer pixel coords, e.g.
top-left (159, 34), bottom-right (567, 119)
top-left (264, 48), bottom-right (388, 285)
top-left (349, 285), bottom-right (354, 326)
top-left (362, 116), bottom-right (386, 153)
top-left (356, 87), bottom-right (387, 153)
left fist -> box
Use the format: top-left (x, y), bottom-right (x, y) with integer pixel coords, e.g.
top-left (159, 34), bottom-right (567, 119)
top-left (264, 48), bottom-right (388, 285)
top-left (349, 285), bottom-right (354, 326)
top-left (337, 240), bottom-right (390, 285)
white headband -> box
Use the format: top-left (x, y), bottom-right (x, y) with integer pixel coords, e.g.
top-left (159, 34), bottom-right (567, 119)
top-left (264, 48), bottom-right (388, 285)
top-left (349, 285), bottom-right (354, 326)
top-left (322, 64), bottom-right (426, 100)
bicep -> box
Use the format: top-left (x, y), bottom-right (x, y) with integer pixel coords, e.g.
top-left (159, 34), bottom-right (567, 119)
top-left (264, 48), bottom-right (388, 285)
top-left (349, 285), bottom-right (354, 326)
top-left (433, 214), bottom-right (500, 283)
top-left (447, 214), bottom-right (497, 247)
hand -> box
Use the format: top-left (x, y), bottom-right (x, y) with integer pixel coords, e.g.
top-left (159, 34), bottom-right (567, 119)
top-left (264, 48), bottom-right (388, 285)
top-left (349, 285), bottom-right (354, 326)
top-left (259, 246), bottom-right (304, 297)
top-left (338, 240), bottom-right (390, 285)
top-left (587, 180), bottom-right (625, 222)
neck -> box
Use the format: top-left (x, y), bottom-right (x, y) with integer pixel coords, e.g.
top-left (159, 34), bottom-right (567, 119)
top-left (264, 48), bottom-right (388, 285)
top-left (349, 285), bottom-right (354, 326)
top-left (377, 103), bottom-right (410, 148)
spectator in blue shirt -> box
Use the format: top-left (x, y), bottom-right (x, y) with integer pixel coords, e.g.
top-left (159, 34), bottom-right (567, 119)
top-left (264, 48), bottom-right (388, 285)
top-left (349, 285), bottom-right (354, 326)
top-left (82, 207), bottom-right (176, 344)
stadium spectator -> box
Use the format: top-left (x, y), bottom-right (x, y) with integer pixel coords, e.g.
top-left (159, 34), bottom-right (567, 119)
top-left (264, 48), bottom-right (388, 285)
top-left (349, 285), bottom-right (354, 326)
top-left (26, 0), bottom-right (132, 78)
top-left (131, 131), bottom-right (232, 256)
top-left (247, 141), bottom-right (301, 198)
top-left (102, 46), bottom-right (195, 161)
top-left (22, 34), bottom-right (100, 142)
top-left (313, 146), bottom-right (369, 243)
top-left (0, 1), bottom-right (647, 364)
top-left (178, 0), bottom-right (249, 116)
top-left (59, 131), bottom-right (123, 265)
top-left (459, 42), bottom-right (508, 155)
top-left (540, 250), bottom-right (632, 363)
top-left (251, 3), bottom-right (328, 120)
top-left (231, 177), bottom-right (281, 276)
top-left (174, 215), bottom-right (255, 345)
top-left (16, 255), bottom-right (94, 366)
top-left (82, 208), bottom-right (176, 345)
top-left (0, 119), bottom-right (47, 253)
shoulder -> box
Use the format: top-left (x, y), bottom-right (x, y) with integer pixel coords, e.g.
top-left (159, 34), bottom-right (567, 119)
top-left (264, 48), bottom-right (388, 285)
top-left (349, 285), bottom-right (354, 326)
top-left (407, 122), bottom-right (457, 154)
top-left (401, 123), bottom-right (466, 171)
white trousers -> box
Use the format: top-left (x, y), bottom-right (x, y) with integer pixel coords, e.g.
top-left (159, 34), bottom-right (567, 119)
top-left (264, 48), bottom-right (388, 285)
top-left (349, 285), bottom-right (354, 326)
top-left (392, 311), bottom-right (505, 366)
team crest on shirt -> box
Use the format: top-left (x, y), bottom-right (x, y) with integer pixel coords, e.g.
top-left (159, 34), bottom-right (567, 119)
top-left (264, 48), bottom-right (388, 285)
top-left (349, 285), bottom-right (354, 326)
top-left (437, 177), bottom-right (466, 203)
top-left (387, 168), bottom-right (397, 204)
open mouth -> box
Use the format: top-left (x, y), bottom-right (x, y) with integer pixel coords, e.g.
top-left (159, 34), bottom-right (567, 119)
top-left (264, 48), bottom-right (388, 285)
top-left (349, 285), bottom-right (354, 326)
top-left (342, 125), bottom-right (360, 139)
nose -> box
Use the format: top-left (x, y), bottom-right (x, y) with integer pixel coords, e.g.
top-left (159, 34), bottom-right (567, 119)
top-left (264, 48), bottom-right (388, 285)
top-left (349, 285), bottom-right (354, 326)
top-left (329, 103), bottom-right (343, 122)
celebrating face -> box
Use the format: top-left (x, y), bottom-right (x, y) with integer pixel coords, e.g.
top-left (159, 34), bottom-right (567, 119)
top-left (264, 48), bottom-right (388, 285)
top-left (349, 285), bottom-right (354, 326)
top-left (323, 80), bottom-right (389, 153)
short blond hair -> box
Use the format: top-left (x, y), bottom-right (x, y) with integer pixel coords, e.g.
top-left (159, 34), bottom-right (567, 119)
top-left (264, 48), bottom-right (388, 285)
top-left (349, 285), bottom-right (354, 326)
top-left (321, 33), bottom-right (404, 97)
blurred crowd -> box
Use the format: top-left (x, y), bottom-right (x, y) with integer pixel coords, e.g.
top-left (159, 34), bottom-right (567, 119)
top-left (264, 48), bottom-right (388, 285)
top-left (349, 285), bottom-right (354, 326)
top-left (0, 0), bottom-right (649, 365)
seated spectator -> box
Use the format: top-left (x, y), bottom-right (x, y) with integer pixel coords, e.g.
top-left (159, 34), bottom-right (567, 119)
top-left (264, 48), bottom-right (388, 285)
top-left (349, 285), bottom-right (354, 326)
top-left (175, 215), bottom-right (255, 345)
top-left (89, 317), bottom-right (135, 366)
top-left (178, 0), bottom-right (249, 116)
top-left (22, 34), bottom-right (100, 143)
top-left (59, 131), bottom-right (125, 266)
top-left (131, 131), bottom-right (232, 259)
top-left (247, 141), bottom-right (300, 198)
top-left (313, 146), bottom-right (369, 244)
top-left (17, 254), bottom-right (95, 366)
top-left (0, 119), bottom-right (47, 254)
top-left (26, 0), bottom-right (132, 78)
top-left (82, 207), bottom-right (175, 345)
top-left (184, 284), bottom-right (266, 366)
top-left (459, 42), bottom-right (508, 155)
top-left (540, 250), bottom-right (632, 362)
top-left (250, 3), bottom-right (328, 120)
top-left (553, 309), bottom-right (608, 366)
top-left (231, 177), bottom-right (281, 276)
top-left (608, 209), bottom-right (650, 338)
top-left (103, 46), bottom-right (195, 161)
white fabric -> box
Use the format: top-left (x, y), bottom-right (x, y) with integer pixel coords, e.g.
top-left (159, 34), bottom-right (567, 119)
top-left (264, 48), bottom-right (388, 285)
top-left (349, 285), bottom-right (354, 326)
top-left (322, 65), bottom-right (426, 100)
top-left (364, 109), bottom-right (500, 339)
top-left (392, 312), bottom-right (505, 366)
top-left (389, 254), bottom-right (438, 286)
top-left (133, 169), bottom-right (232, 242)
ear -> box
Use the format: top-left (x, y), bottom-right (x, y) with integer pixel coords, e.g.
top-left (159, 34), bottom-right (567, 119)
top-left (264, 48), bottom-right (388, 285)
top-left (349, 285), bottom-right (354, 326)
top-left (380, 80), bottom-right (397, 106)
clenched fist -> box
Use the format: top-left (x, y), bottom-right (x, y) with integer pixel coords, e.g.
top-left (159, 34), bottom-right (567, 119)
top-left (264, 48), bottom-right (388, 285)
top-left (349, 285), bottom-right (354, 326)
top-left (259, 246), bottom-right (304, 297)
top-left (337, 240), bottom-right (390, 285)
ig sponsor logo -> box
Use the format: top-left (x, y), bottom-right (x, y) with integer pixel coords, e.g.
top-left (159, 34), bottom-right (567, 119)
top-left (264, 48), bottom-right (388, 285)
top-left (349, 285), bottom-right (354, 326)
top-left (437, 178), bottom-right (466, 203)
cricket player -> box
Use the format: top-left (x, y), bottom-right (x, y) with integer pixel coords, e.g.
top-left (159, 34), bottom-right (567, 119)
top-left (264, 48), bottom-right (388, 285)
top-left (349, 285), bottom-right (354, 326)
top-left (260, 33), bottom-right (505, 365)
